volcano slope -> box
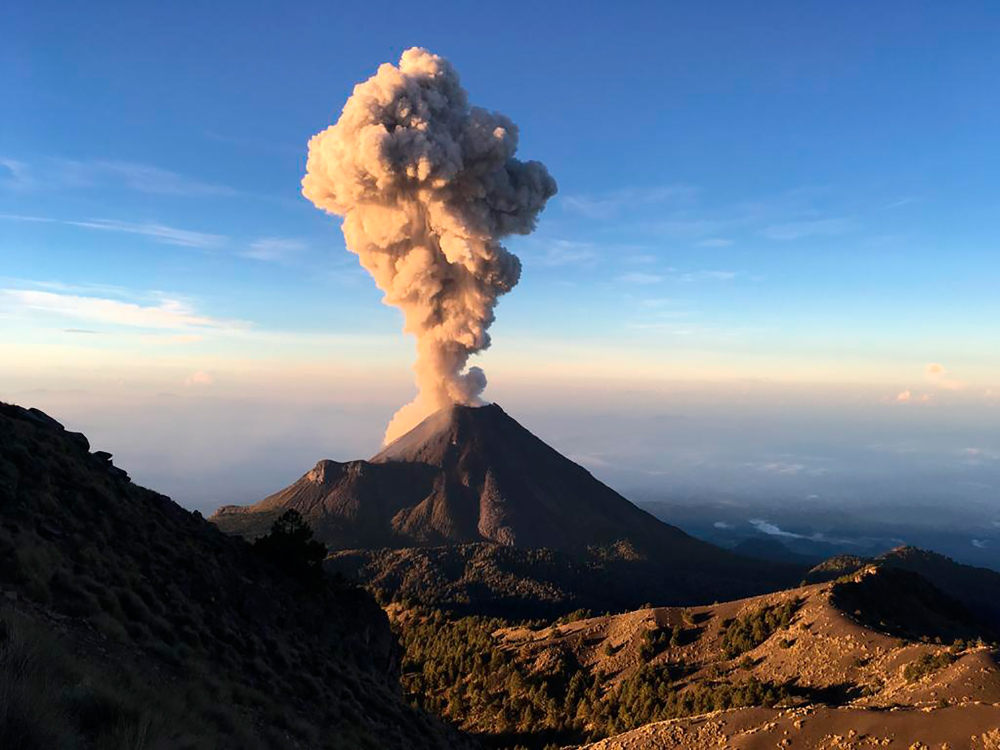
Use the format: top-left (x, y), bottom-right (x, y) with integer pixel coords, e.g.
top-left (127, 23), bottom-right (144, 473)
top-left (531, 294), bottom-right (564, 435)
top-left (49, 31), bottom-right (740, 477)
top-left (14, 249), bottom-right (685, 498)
top-left (389, 563), bottom-right (1000, 749)
top-left (213, 404), bottom-right (802, 617)
top-left (0, 402), bottom-right (470, 750)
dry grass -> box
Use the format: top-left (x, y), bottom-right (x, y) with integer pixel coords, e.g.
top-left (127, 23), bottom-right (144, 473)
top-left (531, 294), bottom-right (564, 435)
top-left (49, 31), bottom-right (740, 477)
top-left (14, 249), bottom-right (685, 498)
top-left (0, 607), bottom-right (165, 749)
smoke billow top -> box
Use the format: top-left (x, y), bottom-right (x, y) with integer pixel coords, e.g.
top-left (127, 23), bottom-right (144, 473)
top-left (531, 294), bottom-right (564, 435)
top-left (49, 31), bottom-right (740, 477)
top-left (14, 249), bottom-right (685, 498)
top-left (303, 48), bottom-right (557, 444)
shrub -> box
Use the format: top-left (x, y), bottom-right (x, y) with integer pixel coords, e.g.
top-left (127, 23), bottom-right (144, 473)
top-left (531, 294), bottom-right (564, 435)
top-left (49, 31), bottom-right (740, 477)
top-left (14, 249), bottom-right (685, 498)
top-left (252, 510), bottom-right (327, 578)
top-left (903, 651), bottom-right (956, 683)
top-left (557, 609), bottom-right (592, 625)
top-left (638, 627), bottom-right (669, 661)
top-left (720, 600), bottom-right (799, 659)
top-left (669, 625), bottom-right (683, 647)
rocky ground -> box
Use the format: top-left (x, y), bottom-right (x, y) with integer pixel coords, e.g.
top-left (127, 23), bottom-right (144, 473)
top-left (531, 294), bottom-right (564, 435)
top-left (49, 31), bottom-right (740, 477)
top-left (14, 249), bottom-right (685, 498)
top-left (573, 705), bottom-right (1000, 749)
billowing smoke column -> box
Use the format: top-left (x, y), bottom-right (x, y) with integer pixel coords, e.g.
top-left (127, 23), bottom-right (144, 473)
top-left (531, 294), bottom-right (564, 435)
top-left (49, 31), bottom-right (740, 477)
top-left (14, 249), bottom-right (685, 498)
top-left (303, 48), bottom-right (557, 444)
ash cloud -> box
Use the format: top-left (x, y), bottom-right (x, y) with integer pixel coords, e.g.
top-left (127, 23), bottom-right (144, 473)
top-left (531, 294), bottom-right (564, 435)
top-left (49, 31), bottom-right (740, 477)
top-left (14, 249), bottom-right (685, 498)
top-left (302, 48), bottom-right (557, 443)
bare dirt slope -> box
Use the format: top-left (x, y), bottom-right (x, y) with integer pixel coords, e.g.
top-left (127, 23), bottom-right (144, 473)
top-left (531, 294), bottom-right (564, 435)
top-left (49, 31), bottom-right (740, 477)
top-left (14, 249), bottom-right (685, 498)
top-left (500, 567), bottom-right (1000, 708)
top-left (488, 566), bottom-right (1000, 747)
top-left (573, 705), bottom-right (1000, 749)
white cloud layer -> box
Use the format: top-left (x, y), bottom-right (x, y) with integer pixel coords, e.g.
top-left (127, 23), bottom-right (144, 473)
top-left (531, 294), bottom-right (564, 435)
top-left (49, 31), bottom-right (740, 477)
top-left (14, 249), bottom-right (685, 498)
top-left (0, 289), bottom-right (245, 331)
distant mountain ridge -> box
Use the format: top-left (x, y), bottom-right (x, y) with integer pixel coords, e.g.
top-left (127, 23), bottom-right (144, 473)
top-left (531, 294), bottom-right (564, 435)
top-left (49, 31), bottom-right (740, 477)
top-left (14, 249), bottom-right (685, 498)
top-left (729, 536), bottom-right (824, 566)
top-left (805, 546), bottom-right (1000, 631)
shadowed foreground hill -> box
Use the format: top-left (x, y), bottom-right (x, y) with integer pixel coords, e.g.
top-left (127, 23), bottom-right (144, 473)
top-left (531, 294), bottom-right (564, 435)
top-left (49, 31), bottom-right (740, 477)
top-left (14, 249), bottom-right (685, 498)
top-left (0, 403), bottom-right (471, 750)
top-left (214, 404), bottom-right (802, 616)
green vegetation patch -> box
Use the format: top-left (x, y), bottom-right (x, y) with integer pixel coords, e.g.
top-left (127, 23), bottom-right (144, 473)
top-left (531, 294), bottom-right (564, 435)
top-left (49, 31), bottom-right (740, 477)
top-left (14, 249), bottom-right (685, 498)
top-left (720, 600), bottom-right (800, 659)
top-left (598, 665), bottom-right (787, 737)
top-left (396, 607), bottom-right (791, 749)
top-left (903, 650), bottom-right (956, 683)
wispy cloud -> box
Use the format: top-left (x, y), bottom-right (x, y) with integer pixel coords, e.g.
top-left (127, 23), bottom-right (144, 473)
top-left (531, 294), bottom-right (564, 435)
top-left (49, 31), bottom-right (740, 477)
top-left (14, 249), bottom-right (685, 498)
top-left (1, 213), bottom-right (226, 249)
top-left (733, 185), bottom-right (833, 223)
top-left (695, 238), bottom-right (734, 248)
top-left (625, 253), bottom-right (658, 265)
top-left (0, 277), bottom-right (138, 298)
top-left (761, 217), bottom-right (856, 241)
top-left (139, 333), bottom-right (205, 345)
top-left (81, 160), bottom-right (237, 196)
top-left (677, 269), bottom-right (737, 282)
top-left (882, 197), bottom-right (920, 211)
top-left (893, 389), bottom-right (933, 405)
top-left (242, 237), bottom-right (309, 262)
top-left (618, 272), bottom-right (663, 285)
top-left (0, 156), bottom-right (237, 197)
top-left (530, 239), bottom-right (599, 267)
top-left (202, 129), bottom-right (302, 156)
top-left (0, 288), bottom-right (247, 331)
top-left (745, 458), bottom-right (829, 477)
top-left (639, 298), bottom-right (685, 309)
top-left (562, 185), bottom-right (698, 219)
top-left (0, 158), bottom-right (32, 189)
top-left (749, 519), bottom-right (809, 537)
top-left (626, 321), bottom-right (765, 340)
top-left (184, 370), bottom-right (215, 387)
top-left (925, 362), bottom-right (965, 391)
top-left (618, 268), bottom-right (739, 287)
top-left (72, 218), bottom-right (226, 248)
top-left (962, 448), bottom-right (1000, 466)
top-left (749, 519), bottom-right (847, 543)
top-left (754, 462), bottom-right (807, 475)
top-left (643, 218), bottom-right (726, 239)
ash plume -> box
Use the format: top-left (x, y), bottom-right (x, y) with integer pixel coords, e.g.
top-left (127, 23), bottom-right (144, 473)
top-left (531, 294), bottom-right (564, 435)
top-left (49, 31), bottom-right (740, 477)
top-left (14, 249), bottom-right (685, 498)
top-left (302, 48), bottom-right (556, 443)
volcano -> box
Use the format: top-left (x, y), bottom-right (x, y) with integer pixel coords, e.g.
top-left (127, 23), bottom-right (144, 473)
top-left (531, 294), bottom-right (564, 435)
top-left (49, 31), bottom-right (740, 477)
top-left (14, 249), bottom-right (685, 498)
top-left (214, 403), bottom-right (702, 551)
top-left (212, 405), bottom-right (801, 612)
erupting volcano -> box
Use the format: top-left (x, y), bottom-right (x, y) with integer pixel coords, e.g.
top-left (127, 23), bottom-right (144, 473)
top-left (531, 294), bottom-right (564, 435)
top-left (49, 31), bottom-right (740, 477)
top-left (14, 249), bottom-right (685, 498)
top-left (211, 402), bottom-right (803, 611)
top-left (213, 403), bottom-right (700, 550)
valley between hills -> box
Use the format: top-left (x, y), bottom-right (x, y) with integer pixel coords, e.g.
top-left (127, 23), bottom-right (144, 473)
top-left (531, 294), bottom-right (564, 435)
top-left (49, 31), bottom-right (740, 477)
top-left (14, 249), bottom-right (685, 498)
top-left (2, 400), bottom-right (999, 749)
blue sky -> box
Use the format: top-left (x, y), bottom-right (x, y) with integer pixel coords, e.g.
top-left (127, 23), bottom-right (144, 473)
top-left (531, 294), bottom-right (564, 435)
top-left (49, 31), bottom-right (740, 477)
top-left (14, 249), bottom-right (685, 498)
top-left (3, 2), bottom-right (998, 362)
top-left (2, 2), bottom-right (999, 557)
